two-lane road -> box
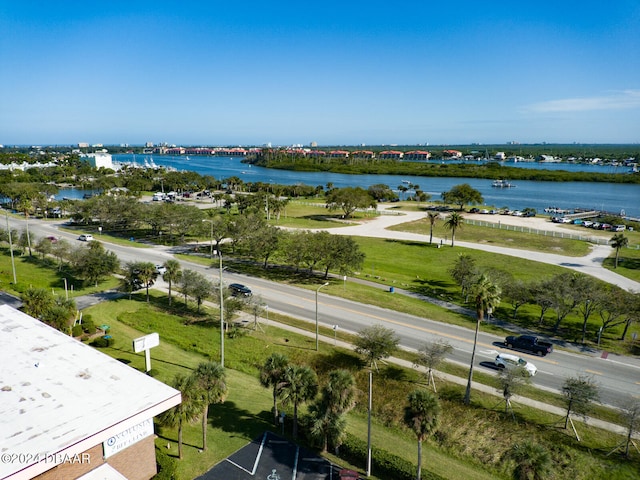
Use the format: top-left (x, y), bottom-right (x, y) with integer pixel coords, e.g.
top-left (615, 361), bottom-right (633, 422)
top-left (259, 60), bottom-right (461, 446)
top-left (12, 216), bottom-right (640, 409)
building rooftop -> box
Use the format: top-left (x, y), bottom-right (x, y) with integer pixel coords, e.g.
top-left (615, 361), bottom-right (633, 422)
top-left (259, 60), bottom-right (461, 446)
top-left (0, 305), bottom-right (180, 480)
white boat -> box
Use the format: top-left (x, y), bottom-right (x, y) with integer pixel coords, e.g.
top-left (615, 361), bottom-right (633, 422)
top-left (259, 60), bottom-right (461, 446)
top-left (492, 179), bottom-right (515, 188)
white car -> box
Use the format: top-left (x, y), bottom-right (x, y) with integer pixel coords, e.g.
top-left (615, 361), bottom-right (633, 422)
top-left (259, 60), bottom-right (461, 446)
top-left (494, 353), bottom-right (537, 376)
top-left (155, 265), bottom-right (167, 275)
top-left (78, 234), bottom-right (94, 242)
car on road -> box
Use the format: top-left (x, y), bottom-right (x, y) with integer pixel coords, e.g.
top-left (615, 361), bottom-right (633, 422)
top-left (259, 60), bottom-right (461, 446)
top-left (504, 334), bottom-right (553, 356)
top-left (45, 236), bottom-right (58, 243)
top-left (155, 265), bottom-right (167, 275)
top-left (494, 353), bottom-right (537, 376)
top-left (229, 283), bottom-right (252, 297)
top-left (78, 234), bottom-right (94, 241)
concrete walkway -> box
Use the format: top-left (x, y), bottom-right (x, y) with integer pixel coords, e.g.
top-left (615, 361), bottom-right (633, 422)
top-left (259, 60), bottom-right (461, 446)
top-left (249, 312), bottom-right (631, 439)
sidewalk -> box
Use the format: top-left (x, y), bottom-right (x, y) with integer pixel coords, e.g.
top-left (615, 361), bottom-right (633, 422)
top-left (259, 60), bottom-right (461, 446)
top-left (248, 309), bottom-right (631, 438)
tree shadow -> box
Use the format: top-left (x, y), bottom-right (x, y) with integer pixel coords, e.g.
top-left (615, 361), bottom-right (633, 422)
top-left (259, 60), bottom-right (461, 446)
top-left (207, 400), bottom-right (274, 438)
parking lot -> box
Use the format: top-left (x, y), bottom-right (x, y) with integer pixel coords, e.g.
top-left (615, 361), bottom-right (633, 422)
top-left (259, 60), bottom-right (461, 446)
top-left (195, 431), bottom-right (356, 480)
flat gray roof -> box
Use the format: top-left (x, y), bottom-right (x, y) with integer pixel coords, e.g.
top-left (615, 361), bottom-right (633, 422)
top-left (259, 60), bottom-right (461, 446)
top-left (0, 305), bottom-right (180, 480)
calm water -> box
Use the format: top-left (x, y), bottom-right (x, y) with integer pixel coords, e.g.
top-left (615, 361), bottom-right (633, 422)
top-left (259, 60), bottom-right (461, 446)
top-left (59, 154), bottom-right (640, 219)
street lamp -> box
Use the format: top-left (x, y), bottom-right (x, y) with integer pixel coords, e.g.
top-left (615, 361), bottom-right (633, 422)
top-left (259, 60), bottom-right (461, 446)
top-left (202, 219), bottom-right (214, 259)
top-left (5, 210), bottom-right (17, 283)
top-left (214, 249), bottom-right (225, 367)
top-left (315, 282), bottom-right (329, 351)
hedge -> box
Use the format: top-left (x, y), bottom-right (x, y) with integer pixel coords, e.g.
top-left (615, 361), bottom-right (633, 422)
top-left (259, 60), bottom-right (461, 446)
top-left (338, 433), bottom-right (445, 480)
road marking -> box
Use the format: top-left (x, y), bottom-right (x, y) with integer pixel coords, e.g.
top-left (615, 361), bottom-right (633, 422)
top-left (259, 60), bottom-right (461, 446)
top-left (273, 289), bottom-right (565, 363)
top-left (585, 369), bottom-right (603, 376)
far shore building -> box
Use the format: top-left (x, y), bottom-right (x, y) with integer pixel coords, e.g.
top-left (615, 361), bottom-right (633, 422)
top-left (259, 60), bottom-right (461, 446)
top-left (329, 150), bottom-right (350, 158)
top-left (350, 150), bottom-right (375, 159)
top-left (443, 149), bottom-right (463, 158)
top-left (0, 305), bottom-right (181, 480)
top-left (80, 152), bottom-right (114, 170)
top-left (378, 150), bottom-right (404, 159)
top-left (404, 150), bottom-right (431, 160)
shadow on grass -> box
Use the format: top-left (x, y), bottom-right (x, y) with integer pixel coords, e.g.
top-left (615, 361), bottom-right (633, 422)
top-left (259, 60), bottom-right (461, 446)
top-left (208, 400), bottom-right (274, 438)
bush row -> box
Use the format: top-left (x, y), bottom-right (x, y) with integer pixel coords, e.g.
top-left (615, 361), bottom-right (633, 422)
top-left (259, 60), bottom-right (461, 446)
top-left (338, 433), bottom-right (445, 480)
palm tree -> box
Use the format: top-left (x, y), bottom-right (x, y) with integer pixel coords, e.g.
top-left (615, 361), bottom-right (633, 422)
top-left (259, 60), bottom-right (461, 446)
top-left (309, 370), bottom-right (357, 452)
top-left (163, 259), bottom-right (182, 305)
top-left (157, 374), bottom-right (203, 459)
top-left (21, 287), bottom-right (54, 319)
top-left (464, 274), bottom-right (501, 405)
top-left (259, 353), bottom-right (289, 425)
top-left (609, 233), bottom-right (628, 268)
top-left (136, 262), bottom-right (157, 302)
top-left (507, 441), bottom-right (552, 480)
top-left (443, 212), bottom-right (464, 247)
top-left (279, 364), bottom-right (318, 439)
top-left (404, 389), bottom-right (440, 480)
top-left (427, 212), bottom-right (439, 244)
top-left (192, 361), bottom-right (228, 451)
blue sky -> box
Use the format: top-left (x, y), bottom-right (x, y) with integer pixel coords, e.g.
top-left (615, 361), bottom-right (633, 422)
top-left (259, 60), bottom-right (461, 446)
top-left (1, 1), bottom-right (639, 146)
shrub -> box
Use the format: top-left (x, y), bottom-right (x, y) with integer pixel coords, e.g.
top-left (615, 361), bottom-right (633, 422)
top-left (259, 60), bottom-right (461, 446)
top-left (81, 319), bottom-right (96, 334)
top-left (91, 336), bottom-right (114, 348)
top-left (153, 446), bottom-right (177, 480)
top-left (338, 433), bottom-right (445, 480)
top-left (72, 324), bottom-right (83, 337)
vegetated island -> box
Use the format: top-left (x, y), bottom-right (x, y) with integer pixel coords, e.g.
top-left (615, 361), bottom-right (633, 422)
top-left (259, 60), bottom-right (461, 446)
top-left (246, 154), bottom-right (640, 184)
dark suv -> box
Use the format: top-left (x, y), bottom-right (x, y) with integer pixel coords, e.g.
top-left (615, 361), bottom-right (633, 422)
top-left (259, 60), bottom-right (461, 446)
top-left (229, 283), bottom-right (252, 297)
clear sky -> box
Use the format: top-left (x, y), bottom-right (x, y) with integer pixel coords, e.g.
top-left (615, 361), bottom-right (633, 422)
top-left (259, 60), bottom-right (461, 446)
top-left (1, 1), bottom-right (639, 146)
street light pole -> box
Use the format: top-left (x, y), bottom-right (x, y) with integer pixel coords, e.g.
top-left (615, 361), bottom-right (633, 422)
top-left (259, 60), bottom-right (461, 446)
top-left (216, 249), bottom-right (224, 367)
top-left (315, 282), bottom-right (329, 351)
top-left (5, 210), bottom-right (17, 284)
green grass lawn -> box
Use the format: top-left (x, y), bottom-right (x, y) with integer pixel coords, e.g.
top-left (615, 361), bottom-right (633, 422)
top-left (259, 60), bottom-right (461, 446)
top-left (82, 295), bottom-right (637, 480)
top-left (388, 217), bottom-right (591, 256)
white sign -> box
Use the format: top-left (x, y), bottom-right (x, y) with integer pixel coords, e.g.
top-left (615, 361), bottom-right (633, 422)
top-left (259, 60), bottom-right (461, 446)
top-left (103, 418), bottom-right (154, 458)
top-left (133, 332), bottom-right (159, 353)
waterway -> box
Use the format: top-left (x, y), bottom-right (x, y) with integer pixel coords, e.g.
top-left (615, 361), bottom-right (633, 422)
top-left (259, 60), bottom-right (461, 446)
top-left (59, 154), bottom-right (640, 219)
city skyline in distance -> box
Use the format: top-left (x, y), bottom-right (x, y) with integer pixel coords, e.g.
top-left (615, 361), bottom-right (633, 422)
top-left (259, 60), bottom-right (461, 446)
top-left (1, 1), bottom-right (639, 146)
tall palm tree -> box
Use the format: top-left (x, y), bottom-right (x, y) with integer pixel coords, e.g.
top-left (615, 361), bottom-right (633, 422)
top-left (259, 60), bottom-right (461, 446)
top-left (427, 212), bottom-right (439, 244)
top-left (443, 212), bottom-right (464, 247)
top-left (280, 364), bottom-right (318, 439)
top-left (192, 361), bottom-right (227, 451)
top-left (158, 374), bottom-right (203, 459)
top-left (259, 353), bottom-right (289, 425)
top-left (609, 233), bottom-right (628, 269)
top-left (309, 369), bottom-right (357, 452)
top-left (507, 441), bottom-right (552, 480)
top-left (464, 274), bottom-right (501, 405)
top-left (163, 259), bottom-right (182, 305)
top-left (132, 261), bottom-right (157, 303)
top-left (404, 389), bottom-right (441, 480)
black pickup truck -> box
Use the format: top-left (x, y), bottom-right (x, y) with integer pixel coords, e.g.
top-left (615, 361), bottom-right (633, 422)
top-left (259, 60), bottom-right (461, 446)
top-left (504, 335), bottom-right (553, 356)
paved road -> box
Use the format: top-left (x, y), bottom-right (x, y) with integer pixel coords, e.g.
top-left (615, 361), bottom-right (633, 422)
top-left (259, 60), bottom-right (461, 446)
top-left (6, 212), bottom-right (640, 409)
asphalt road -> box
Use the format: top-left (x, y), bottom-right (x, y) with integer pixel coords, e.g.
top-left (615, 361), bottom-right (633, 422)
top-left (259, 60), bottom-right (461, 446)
top-left (7, 213), bottom-right (640, 409)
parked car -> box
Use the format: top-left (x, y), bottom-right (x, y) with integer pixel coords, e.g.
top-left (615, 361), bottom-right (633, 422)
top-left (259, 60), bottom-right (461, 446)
top-left (504, 335), bottom-right (553, 356)
top-left (614, 225), bottom-right (626, 232)
top-left (469, 208), bottom-right (480, 213)
top-left (229, 283), bottom-right (252, 297)
top-left (582, 221), bottom-right (594, 227)
top-left (155, 265), bottom-right (167, 275)
top-left (78, 234), bottom-right (94, 242)
top-left (494, 353), bottom-right (537, 376)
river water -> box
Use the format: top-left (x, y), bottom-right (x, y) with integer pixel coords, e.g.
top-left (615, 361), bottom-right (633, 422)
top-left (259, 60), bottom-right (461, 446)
top-left (60, 154), bottom-right (640, 219)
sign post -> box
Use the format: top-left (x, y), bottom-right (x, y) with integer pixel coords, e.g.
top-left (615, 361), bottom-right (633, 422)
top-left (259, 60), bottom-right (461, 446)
top-left (133, 332), bottom-right (160, 372)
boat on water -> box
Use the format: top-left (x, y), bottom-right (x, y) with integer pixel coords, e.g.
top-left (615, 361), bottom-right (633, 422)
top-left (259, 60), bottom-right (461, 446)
top-left (492, 179), bottom-right (515, 188)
